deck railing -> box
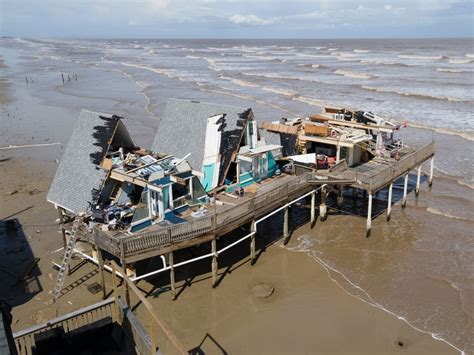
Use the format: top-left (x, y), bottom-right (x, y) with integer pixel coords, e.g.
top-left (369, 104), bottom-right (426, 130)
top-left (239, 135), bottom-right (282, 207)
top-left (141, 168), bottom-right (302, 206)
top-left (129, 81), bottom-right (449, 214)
top-left (353, 142), bottom-right (435, 191)
top-left (111, 173), bottom-right (311, 259)
top-left (13, 298), bottom-right (115, 355)
top-left (13, 297), bottom-right (156, 355)
top-left (84, 143), bottom-right (434, 259)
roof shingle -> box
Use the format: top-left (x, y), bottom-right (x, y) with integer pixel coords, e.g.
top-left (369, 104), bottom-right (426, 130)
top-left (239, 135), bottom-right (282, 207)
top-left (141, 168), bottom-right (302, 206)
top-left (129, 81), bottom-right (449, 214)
top-left (47, 110), bottom-right (121, 213)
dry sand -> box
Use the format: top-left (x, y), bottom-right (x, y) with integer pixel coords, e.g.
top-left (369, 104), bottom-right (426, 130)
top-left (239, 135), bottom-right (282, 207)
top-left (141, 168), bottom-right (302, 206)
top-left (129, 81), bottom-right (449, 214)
top-left (0, 63), bottom-right (458, 354)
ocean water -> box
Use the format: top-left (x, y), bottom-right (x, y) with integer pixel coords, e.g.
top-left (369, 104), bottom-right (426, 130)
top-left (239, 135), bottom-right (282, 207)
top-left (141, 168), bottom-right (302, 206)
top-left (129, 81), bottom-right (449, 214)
top-left (1, 38), bottom-right (473, 353)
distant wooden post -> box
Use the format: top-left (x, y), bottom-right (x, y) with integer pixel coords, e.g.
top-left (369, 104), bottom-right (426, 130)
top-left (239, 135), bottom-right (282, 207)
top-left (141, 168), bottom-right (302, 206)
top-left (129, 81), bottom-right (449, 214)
top-left (337, 185), bottom-right (344, 207)
top-left (387, 182), bottom-right (393, 222)
top-left (310, 191), bottom-right (316, 225)
top-left (169, 252), bottom-right (176, 299)
top-left (320, 185), bottom-right (327, 221)
top-left (211, 238), bottom-right (218, 286)
top-left (402, 173), bottom-right (409, 208)
top-left (250, 220), bottom-right (256, 264)
top-left (283, 206), bottom-right (290, 244)
top-left (149, 313), bottom-right (157, 355)
top-left (61, 73), bottom-right (64, 83)
top-left (67, 74), bottom-right (70, 82)
top-left (366, 191), bottom-right (373, 238)
top-left (429, 157), bottom-right (434, 187)
top-left (57, 207), bottom-right (67, 248)
top-left (111, 262), bottom-right (121, 324)
top-left (94, 229), bottom-right (107, 300)
top-left (124, 264), bottom-right (131, 307)
top-left (415, 165), bottom-right (421, 197)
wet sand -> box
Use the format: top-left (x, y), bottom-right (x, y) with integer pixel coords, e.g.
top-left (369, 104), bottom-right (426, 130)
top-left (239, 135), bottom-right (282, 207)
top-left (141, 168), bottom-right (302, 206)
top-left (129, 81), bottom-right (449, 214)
top-left (0, 55), bottom-right (460, 354)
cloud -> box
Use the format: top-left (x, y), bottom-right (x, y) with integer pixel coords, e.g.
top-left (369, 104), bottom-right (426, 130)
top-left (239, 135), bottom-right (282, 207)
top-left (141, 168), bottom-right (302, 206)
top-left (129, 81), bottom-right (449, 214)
top-left (229, 14), bottom-right (275, 26)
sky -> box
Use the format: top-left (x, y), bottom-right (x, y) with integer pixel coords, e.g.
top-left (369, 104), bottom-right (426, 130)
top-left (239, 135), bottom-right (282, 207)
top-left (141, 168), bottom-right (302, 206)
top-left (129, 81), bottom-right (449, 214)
top-left (1, 0), bottom-right (472, 38)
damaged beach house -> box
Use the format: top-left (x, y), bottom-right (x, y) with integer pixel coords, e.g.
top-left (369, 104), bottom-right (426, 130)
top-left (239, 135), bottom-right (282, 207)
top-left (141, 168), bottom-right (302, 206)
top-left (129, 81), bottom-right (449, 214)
top-left (45, 100), bottom-right (436, 306)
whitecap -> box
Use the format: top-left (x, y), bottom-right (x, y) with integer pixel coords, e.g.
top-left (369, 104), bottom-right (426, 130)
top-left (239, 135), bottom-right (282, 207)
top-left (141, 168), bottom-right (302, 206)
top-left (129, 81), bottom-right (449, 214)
top-left (398, 54), bottom-right (443, 60)
top-left (262, 86), bottom-right (297, 97)
top-left (219, 75), bottom-right (260, 88)
top-left (361, 85), bottom-right (467, 103)
top-left (436, 67), bottom-right (466, 73)
top-left (334, 69), bottom-right (375, 80)
top-left (449, 58), bottom-right (473, 64)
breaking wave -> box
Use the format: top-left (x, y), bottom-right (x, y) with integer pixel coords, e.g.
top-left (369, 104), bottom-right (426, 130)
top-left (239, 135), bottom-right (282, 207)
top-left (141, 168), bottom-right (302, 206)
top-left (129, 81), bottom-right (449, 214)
top-left (243, 72), bottom-right (302, 81)
top-left (282, 243), bottom-right (465, 355)
top-left (297, 63), bottom-right (321, 69)
top-left (353, 49), bottom-right (370, 53)
top-left (219, 75), bottom-right (260, 88)
top-left (449, 58), bottom-right (473, 64)
top-left (292, 96), bottom-right (326, 108)
top-left (401, 120), bottom-right (474, 142)
top-left (436, 67), bottom-right (467, 73)
top-left (334, 69), bottom-right (375, 80)
top-left (120, 61), bottom-right (176, 78)
top-left (398, 54), bottom-right (444, 60)
top-left (426, 207), bottom-right (474, 222)
top-left (262, 86), bottom-right (298, 97)
top-left (242, 54), bottom-right (281, 62)
top-left (361, 85), bottom-right (467, 103)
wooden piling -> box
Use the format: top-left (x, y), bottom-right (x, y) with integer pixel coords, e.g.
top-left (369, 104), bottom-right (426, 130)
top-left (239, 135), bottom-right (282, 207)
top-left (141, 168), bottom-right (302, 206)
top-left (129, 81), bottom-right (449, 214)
top-left (211, 238), bottom-right (218, 287)
top-left (61, 73), bottom-right (64, 83)
top-left (320, 186), bottom-right (327, 221)
top-left (250, 220), bottom-right (256, 265)
top-left (337, 185), bottom-right (344, 207)
top-left (283, 206), bottom-right (290, 244)
top-left (94, 229), bottom-right (107, 300)
top-left (415, 165), bottom-right (421, 196)
top-left (169, 252), bottom-right (176, 300)
top-left (111, 262), bottom-right (121, 324)
top-left (402, 173), bottom-right (408, 208)
top-left (57, 207), bottom-right (67, 248)
top-left (310, 191), bottom-right (316, 225)
top-left (429, 157), bottom-right (434, 187)
top-left (124, 264), bottom-right (131, 307)
top-left (387, 182), bottom-right (393, 221)
top-left (366, 191), bottom-right (372, 238)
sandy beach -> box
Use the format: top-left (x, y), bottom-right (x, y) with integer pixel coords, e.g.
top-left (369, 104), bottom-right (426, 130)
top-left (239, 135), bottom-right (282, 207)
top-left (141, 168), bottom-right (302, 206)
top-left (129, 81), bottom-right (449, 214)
top-left (1, 43), bottom-right (468, 354)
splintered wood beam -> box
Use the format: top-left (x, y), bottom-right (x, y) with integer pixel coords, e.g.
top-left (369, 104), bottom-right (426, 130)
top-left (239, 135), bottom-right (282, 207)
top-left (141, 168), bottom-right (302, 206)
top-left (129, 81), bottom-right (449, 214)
top-left (259, 122), bottom-right (300, 134)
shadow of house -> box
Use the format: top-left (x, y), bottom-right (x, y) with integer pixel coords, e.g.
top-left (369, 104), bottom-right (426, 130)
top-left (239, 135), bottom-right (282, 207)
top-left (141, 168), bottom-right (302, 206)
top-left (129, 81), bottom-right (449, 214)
top-left (136, 199), bottom-right (314, 298)
top-left (0, 218), bottom-right (42, 307)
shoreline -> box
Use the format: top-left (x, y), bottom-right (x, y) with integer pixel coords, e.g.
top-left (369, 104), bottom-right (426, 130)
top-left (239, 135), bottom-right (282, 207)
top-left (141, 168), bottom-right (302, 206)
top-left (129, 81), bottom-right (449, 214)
top-left (0, 48), bottom-right (470, 353)
top-left (297, 242), bottom-right (464, 354)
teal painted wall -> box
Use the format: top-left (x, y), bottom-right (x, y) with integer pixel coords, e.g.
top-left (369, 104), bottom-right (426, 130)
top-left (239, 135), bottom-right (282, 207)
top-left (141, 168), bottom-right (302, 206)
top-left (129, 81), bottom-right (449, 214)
top-left (202, 163), bottom-right (215, 192)
top-left (267, 151), bottom-right (278, 177)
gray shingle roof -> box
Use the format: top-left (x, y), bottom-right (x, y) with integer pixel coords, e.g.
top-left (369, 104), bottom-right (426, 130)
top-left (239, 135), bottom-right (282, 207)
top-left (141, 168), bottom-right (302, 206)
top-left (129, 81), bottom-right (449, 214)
top-left (151, 99), bottom-right (251, 183)
top-left (47, 110), bottom-right (121, 213)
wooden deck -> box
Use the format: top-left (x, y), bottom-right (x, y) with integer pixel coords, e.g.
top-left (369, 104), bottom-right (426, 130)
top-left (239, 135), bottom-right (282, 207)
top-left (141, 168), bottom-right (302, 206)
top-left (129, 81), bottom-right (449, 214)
top-left (79, 142), bottom-right (435, 264)
top-left (348, 142), bottom-right (435, 191)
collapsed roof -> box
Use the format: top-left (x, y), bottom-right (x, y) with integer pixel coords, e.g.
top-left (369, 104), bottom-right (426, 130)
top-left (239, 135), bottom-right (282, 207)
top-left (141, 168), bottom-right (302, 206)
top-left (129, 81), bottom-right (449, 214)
top-left (47, 110), bottom-right (135, 213)
top-left (151, 99), bottom-right (253, 183)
